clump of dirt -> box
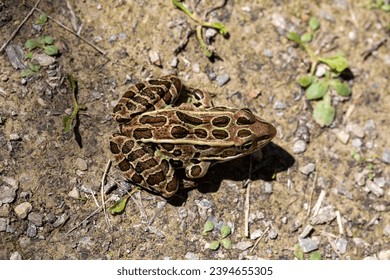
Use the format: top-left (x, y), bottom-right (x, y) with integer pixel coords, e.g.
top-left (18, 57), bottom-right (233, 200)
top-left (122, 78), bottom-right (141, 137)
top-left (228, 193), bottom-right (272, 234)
top-left (0, 0), bottom-right (389, 260)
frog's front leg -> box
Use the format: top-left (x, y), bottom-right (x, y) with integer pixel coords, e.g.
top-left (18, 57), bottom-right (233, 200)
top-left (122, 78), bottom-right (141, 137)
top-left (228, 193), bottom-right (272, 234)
top-left (185, 161), bottom-right (211, 179)
top-left (109, 134), bottom-right (179, 198)
top-left (113, 76), bottom-right (182, 123)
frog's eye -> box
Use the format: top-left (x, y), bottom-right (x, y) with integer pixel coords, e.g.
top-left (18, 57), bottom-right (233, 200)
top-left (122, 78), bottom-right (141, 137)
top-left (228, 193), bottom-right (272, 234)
top-left (241, 140), bottom-right (253, 150)
top-left (235, 108), bottom-right (256, 125)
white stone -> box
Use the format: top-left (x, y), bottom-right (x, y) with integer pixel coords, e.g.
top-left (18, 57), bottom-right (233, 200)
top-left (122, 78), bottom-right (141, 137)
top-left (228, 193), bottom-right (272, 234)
top-left (14, 202), bottom-right (32, 219)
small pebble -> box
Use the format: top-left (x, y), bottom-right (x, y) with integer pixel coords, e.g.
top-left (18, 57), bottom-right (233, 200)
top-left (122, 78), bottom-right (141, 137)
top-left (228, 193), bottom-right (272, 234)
top-left (195, 199), bottom-right (214, 209)
top-left (374, 177), bottom-right (386, 188)
top-left (348, 30), bottom-right (357, 41)
top-left (52, 213), bottom-right (69, 228)
top-left (299, 163), bottom-right (316, 175)
top-left (298, 237), bottom-right (319, 253)
top-left (383, 225), bottom-right (390, 237)
top-left (281, 216), bottom-right (288, 224)
top-left (310, 205), bottom-right (336, 225)
top-left (118, 32), bottom-right (127, 40)
top-left (346, 122), bottom-right (365, 138)
top-left (170, 56), bottom-right (178, 68)
top-left (364, 119), bottom-right (376, 135)
top-left (382, 150), bottom-right (390, 164)
top-left (216, 74), bottom-right (230, 87)
top-left (333, 129), bottom-right (350, 144)
top-left (26, 223), bottom-right (37, 238)
top-left (1, 176), bottom-right (19, 189)
top-left (75, 158), bottom-right (88, 171)
top-left (268, 228), bottom-right (278, 239)
top-left (28, 212), bottom-right (43, 226)
top-left (315, 64), bottom-right (327, 77)
top-left (351, 138), bottom-right (362, 148)
top-left (32, 53), bottom-right (56, 67)
top-left (10, 252), bottom-right (22, 260)
top-left (0, 185), bottom-right (17, 205)
top-left (366, 180), bottom-right (384, 197)
top-left (0, 218), bottom-right (9, 231)
top-left (108, 34), bottom-right (118, 43)
top-left (250, 229), bottom-right (263, 240)
top-left (292, 140), bottom-right (307, 154)
top-left (271, 13), bottom-right (287, 32)
top-left (235, 241), bottom-right (253, 251)
top-left (149, 50), bottom-right (162, 67)
top-left (68, 186), bottom-right (80, 199)
top-left (263, 182), bottom-right (273, 194)
top-left (273, 100), bottom-right (286, 110)
top-left (192, 63), bottom-right (200, 73)
top-left (378, 250), bottom-right (390, 260)
top-left (205, 28), bottom-right (218, 40)
top-left (9, 133), bottom-right (21, 141)
top-left (14, 202), bottom-right (32, 219)
top-left (336, 238), bottom-right (348, 254)
top-left (263, 49), bottom-right (273, 58)
top-left (184, 252), bottom-right (199, 260)
top-left (354, 171), bottom-right (367, 186)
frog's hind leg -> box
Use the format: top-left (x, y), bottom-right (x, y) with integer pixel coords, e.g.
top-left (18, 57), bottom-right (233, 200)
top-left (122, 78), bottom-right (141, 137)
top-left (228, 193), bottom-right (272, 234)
top-left (109, 134), bottom-right (179, 198)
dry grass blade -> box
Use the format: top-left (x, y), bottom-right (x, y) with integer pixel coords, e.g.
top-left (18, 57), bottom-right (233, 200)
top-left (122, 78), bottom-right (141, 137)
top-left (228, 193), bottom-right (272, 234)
top-left (101, 159), bottom-right (112, 229)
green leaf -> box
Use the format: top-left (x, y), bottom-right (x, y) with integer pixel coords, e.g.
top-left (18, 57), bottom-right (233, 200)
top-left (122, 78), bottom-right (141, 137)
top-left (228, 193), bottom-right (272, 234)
top-left (25, 52), bottom-right (33, 59)
top-left (108, 197), bottom-right (129, 215)
top-left (36, 13), bottom-right (48, 25)
top-left (309, 251), bottom-right (321, 260)
top-left (301, 32), bottom-right (312, 43)
top-left (25, 39), bottom-right (38, 51)
top-left (382, 4), bottom-right (390, 11)
top-left (313, 98), bottom-right (336, 126)
top-left (63, 115), bottom-right (72, 132)
top-left (37, 37), bottom-right (46, 46)
top-left (287, 31), bottom-right (301, 44)
top-left (210, 22), bottom-right (228, 36)
top-left (318, 55), bottom-right (348, 73)
top-left (203, 220), bottom-right (214, 234)
top-left (28, 63), bottom-right (40, 72)
top-left (209, 241), bottom-right (220, 250)
top-left (221, 224), bottom-right (231, 239)
top-left (44, 36), bottom-right (54, 45)
top-left (21, 68), bottom-right (34, 77)
top-left (43, 45), bottom-right (59, 56)
top-left (294, 244), bottom-right (304, 260)
top-left (309, 17), bottom-right (320, 31)
top-left (306, 81), bottom-right (329, 100)
top-left (297, 75), bottom-right (314, 87)
top-left (330, 79), bottom-right (351, 97)
top-left (220, 238), bottom-right (232, 250)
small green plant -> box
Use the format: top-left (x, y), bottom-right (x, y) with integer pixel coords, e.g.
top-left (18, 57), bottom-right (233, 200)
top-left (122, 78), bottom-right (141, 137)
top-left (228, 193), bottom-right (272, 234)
top-left (172, 0), bottom-right (228, 57)
top-left (287, 17), bottom-right (351, 127)
top-left (21, 63), bottom-right (41, 77)
top-left (36, 13), bottom-right (48, 25)
top-left (203, 221), bottom-right (232, 250)
top-left (63, 75), bottom-right (87, 132)
top-left (108, 187), bottom-right (141, 215)
top-left (365, 0), bottom-right (390, 11)
top-left (25, 35), bottom-right (58, 56)
top-left (294, 244), bottom-right (321, 260)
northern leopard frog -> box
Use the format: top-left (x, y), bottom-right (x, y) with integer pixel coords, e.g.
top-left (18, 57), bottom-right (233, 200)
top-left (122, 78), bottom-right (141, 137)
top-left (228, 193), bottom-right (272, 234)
top-left (110, 76), bottom-right (276, 198)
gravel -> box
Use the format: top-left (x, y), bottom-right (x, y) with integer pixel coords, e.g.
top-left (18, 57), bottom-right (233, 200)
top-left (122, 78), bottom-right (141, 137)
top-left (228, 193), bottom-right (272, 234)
top-left (292, 140), bottom-right (307, 154)
top-left (216, 74), bottom-right (230, 87)
top-left (336, 238), bottom-right (348, 254)
top-left (0, 185), bottom-right (17, 205)
top-left (0, 218), bottom-right (9, 232)
top-left (382, 150), bottom-right (390, 164)
top-left (75, 158), bottom-right (88, 171)
top-left (14, 202), bottom-right (32, 219)
top-left (366, 180), bottom-right (384, 197)
top-left (148, 50), bottom-right (162, 67)
top-left (234, 241), bottom-right (253, 251)
top-left (28, 212), bottom-right (43, 226)
top-left (310, 205), bottom-right (336, 225)
top-left (333, 129), bottom-right (350, 144)
top-left (298, 237), bottom-right (318, 253)
top-left (273, 100), bottom-right (286, 110)
top-left (299, 163), bottom-right (316, 175)
top-left (27, 223), bottom-right (37, 238)
top-left (32, 53), bottom-right (56, 66)
top-left (250, 229), bottom-right (264, 240)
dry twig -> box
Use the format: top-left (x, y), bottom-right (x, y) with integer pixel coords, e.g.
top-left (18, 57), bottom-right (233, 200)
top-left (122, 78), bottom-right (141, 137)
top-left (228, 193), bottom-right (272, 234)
top-left (0, 0), bottom-right (41, 54)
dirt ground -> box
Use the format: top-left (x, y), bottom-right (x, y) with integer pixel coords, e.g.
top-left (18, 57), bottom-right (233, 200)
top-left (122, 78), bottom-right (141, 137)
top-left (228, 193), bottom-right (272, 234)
top-left (0, 0), bottom-right (389, 260)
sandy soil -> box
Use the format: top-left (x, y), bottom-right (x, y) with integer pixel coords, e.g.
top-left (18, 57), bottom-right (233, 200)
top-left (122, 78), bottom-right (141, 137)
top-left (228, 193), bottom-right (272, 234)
top-left (0, 0), bottom-right (389, 260)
